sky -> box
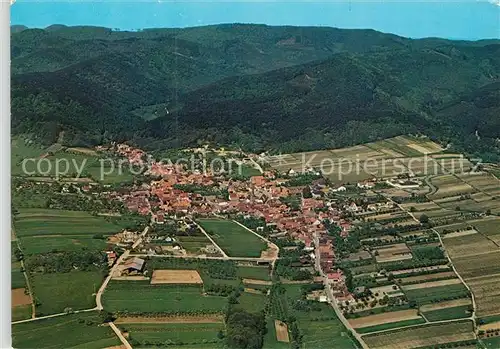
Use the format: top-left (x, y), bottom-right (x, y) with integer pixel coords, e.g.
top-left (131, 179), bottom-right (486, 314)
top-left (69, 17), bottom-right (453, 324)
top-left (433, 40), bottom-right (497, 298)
top-left (10, 0), bottom-right (500, 40)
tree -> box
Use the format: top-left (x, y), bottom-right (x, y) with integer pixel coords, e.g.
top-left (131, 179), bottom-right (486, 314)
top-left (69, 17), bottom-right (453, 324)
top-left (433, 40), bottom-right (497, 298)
top-left (419, 214), bottom-right (429, 224)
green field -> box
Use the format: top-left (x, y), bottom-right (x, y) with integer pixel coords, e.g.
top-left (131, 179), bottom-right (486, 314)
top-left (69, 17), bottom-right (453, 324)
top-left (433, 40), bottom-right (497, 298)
top-left (12, 305), bottom-right (32, 322)
top-left (482, 337), bottom-right (500, 349)
top-left (32, 271), bottom-right (103, 316)
top-left (198, 219), bottom-right (267, 257)
top-left (12, 312), bottom-right (121, 349)
top-left (177, 236), bottom-right (212, 253)
top-left (237, 266), bottom-right (271, 280)
top-left (15, 208), bottom-right (126, 238)
top-left (20, 235), bottom-right (108, 255)
top-left (262, 319), bottom-right (290, 349)
top-left (235, 292), bottom-right (268, 313)
top-left (355, 318), bottom-right (426, 334)
top-left (272, 284), bottom-right (357, 349)
top-left (103, 281), bottom-right (228, 314)
top-left (403, 284), bottom-right (469, 305)
top-left (120, 323), bottom-right (225, 347)
top-left (423, 305), bottom-right (472, 322)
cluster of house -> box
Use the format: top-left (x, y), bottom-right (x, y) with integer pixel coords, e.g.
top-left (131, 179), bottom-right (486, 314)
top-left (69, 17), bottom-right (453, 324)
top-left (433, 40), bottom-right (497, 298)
top-left (104, 144), bottom-right (398, 300)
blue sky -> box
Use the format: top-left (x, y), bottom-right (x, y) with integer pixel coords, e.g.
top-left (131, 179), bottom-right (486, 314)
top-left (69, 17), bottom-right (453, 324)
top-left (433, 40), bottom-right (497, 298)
top-left (11, 0), bottom-right (500, 40)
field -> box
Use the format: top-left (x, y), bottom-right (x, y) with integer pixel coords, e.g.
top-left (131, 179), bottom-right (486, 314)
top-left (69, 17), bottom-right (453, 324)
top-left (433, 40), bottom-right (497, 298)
top-left (177, 235), bottom-right (213, 254)
top-left (266, 136), bottom-right (449, 183)
top-left (103, 281), bottom-right (228, 314)
top-left (403, 283), bottom-right (469, 305)
top-left (362, 321), bottom-right (475, 349)
top-left (118, 323), bottom-right (225, 347)
top-left (197, 219), bottom-right (267, 257)
top-left (355, 319), bottom-right (426, 334)
top-left (31, 271), bottom-right (103, 316)
top-left (151, 269), bottom-right (203, 284)
top-left (274, 320), bottom-right (290, 343)
top-left (422, 305), bottom-right (472, 321)
top-left (263, 320), bottom-right (290, 349)
top-left (374, 243), bottom-right (412, 263)
top-left (348, 309), bottom-right (421, 329)
top-left (20, 235), bottom-right (108, 255)
top-left (236, 266), bottom-right (271, 281)
top-left (12, 312), bottom-right (121, 349)
top-left (15, 208), bottom-right (126, 238)
top-left (275, 284), bottom-right (358, 349)
top-left (234, 292), bottom-right (268, 313)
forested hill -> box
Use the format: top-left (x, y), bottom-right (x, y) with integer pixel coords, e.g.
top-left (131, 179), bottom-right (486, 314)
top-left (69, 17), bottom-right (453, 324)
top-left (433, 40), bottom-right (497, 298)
top-left (10, 24), bottom-right (500, 160)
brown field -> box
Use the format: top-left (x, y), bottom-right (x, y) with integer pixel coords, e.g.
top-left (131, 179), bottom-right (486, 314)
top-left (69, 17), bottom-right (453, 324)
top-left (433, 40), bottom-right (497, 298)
top-left (12, 288), bottom-right (31, 307)
top-left (479, 321), bottom-right (500, 332)
top-left (242, 278), bottom-right (272, 285)
top-left (362, 321), bottom-right (475, 349)
top-left (453, 252), bottom-right (500, 279)
top-left (442, 229), bottom-right (478, 239)
top-left (348, 309), bottom-right (421, 328)
top-left (402, 278), bottom-right (462, 291)
top-left (115, 314), bottom-right (224, 324)
top-left (375, 243), bottom-right (412, 263)
top-left (442, 233), bottom-right (498, 259)
top-left (391, 265), bottom-right (451, 276)
top-left (467, 273), bottom-right (500, 317)
top-left (66, 147), bottom-right (98, 156)
top-left (274, 320), bottom-right (290, 343)
top-left (419, 298), bottom-right (471, 312)
top-left (151, 269), bottom-right (203, 284)
top-left (398, 271), bottom-right (456, 285)
top-left (244, 288), bottom-right (265, 294)
top-left (400, 202), bottom-right (441, 211)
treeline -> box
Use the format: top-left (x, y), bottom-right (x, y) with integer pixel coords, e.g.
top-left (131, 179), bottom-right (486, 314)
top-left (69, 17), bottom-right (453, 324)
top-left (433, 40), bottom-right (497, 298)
top-left (26, 250), bottom-right (107, 273)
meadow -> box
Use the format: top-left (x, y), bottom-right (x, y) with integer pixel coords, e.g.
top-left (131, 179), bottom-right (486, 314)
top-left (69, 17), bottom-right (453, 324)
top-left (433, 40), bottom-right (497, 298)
top-left (422, 305), bottom-right (472, 322)
top-left (237, 266), bottom-right (271, 281)
top-left (103, 281), bottom-right (228, 314)
top-left (15, 208), bottom-right (126, 238)
top-left (262, 319), bottom-right (290, 349)
top-left (403, 283), bottom-right (469, 305)
top-left (120, 323), bottom-right (225, 347)
top-left (235, 292), bottom-right (268, 313)
top-left (32, 271), bottom-right (103, 316)
top-left (363, 321), bottom-right (475, 349)
top-left (12, 312), bottom-right (121, 349)
top-left (197, 219), bottom-right (267, 257)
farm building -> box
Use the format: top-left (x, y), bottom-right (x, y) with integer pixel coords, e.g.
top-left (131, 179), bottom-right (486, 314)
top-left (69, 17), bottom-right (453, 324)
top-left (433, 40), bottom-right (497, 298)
top-left (123, 257), bottom-right (145, 274)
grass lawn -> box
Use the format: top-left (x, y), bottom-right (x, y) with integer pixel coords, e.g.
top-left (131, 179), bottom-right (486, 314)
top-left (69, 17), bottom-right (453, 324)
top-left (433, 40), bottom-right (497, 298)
top-left (356, 318), bottom-right (426, 334)
top-left (120, 323), bottom-right (225, 347)
top-left (32, 271), bottom-right (103, 316)
top-left (12, 312), bottom-right (121, 349)
top-left (423, 305), bottom-right (472, 322)
top-left (103, 281), bottom-right (228, 314)
top-left (237, 266), bottom-right (271, 281)
top-left (198, 219), bottom-right (267, 258)
top-left (404, 284), bottom-right (469, 305)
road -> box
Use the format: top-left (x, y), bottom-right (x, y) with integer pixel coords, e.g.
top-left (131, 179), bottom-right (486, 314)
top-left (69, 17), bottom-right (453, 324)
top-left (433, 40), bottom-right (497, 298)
top-left (313, 234), bottom-right (370, 349)
top-left (109, 322), bottom-right (133, 349)
top-left (130, 253), bottom-right (276, 263)
top-left (11, 307), bottom-right (97, 325)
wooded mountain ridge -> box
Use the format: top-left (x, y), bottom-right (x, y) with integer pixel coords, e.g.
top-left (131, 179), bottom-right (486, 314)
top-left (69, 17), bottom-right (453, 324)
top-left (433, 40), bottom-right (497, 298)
top-left (11, 24), bottom-right (500, 160)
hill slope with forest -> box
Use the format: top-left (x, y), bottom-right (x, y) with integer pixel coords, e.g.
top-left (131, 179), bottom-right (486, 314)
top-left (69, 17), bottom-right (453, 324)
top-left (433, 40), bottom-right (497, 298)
top-left (11, 24), bottom-right (500, 160)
